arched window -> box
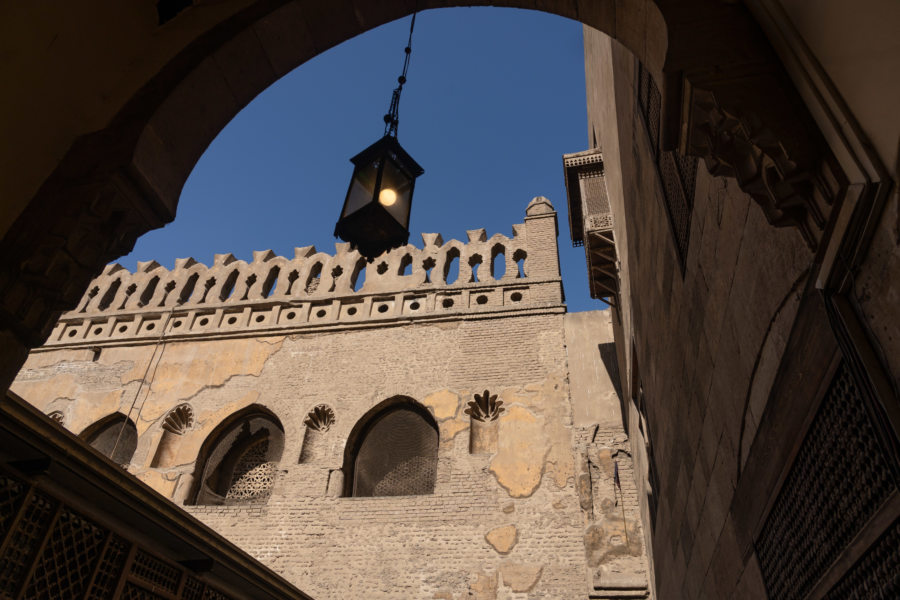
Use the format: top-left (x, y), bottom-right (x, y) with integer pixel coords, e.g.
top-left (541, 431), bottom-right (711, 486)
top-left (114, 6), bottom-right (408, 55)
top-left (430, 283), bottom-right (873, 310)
top-left (80, 413), bottom-right (138, 467)
top-left (343, 398), bottom-right (438, 497)
top-left (190, 406), bottom-right (284, 505)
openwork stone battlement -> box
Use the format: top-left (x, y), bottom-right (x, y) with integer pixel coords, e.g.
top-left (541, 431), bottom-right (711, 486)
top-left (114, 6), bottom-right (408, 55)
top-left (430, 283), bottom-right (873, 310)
top-left (43, 198), bottom-right (562, 347)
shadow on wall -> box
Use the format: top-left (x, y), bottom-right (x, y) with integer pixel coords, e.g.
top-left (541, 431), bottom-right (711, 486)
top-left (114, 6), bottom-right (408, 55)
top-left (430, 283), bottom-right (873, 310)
top-left (80, 412), bottom-right (138, 467)
top-left (598, 342), bottom-right (625, 429)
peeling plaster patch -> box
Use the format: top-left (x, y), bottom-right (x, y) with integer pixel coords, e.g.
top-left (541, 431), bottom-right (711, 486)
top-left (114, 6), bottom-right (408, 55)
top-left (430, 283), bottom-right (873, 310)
top-left (469, 570), bottom-right (498, 600)
top-left (136, 470), bottom-right (178, 497)
top-left (485, 524), bottom-right (518, 554)
top-left (501, 502), bottom-right (515, 514)
top-left (170, 390), bottom-right (262, 467)
top-left (584, 520), bottom-right (643, 568)
top-left (19, 348), bottom-right (118, 370)
top-left (490, 405), bottom-right (547, 497)
top-left (499, 562), bottom-right (543, 592)
top-left (123, 337), bottom-right (284, 399)
top-left (441, 417), bottom-right (468, 441)
top-left (423, 389), bottom-right (459, 420)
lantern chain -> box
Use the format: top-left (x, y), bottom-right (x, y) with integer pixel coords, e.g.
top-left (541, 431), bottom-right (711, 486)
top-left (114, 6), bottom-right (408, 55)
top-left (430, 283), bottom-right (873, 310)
top-left (384, 7), bottom-right (417, 138)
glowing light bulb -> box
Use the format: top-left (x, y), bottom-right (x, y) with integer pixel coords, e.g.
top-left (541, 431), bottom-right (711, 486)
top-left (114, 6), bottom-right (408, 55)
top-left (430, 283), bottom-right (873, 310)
top-left (379, 188), bottom-right (397, 206)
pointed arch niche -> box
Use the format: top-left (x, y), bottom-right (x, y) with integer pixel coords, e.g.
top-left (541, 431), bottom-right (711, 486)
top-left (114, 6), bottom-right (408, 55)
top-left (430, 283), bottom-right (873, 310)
top-left (188, 405), bottom-right (284, 506)
top-left (79, 413), bottom-right (138, 467)
top-left (342, 397), bottom-right (439, 498)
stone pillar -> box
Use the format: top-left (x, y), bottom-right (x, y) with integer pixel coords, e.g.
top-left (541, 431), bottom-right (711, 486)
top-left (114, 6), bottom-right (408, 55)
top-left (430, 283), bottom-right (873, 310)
top-left (523, 196), bottom-right (560, 280)
top-left (469, 419), bottom-right (498, 454)
top-left (326, 469), bottom-right (344, 497)
top-left (151, 429), bottom-right (182, 468)
top-left (465, 390), bottom-right (504, 454)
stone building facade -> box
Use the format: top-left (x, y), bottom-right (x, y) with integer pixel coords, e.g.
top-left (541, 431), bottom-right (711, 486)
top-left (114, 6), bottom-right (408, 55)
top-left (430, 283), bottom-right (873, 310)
top-left (3, 2), bottom-right (899, 598)
top-left (562, 24), bottom-right (900, 600)
top-left (11, 198), bottom-right (652, 599)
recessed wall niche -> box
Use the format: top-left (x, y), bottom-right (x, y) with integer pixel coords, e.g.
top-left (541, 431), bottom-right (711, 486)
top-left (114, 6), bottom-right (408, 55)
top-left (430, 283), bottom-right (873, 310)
top-left (151, 404), bottom-right (194, 468)
top-left (465, 390), bottom-right (504, 454)
top-left (299, 404), bottom-right (335, 463)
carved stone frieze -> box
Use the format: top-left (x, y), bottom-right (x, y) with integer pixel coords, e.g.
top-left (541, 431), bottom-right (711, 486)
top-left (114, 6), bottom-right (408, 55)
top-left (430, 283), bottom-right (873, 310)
top-left (681, 82), bottom-right (841, 251)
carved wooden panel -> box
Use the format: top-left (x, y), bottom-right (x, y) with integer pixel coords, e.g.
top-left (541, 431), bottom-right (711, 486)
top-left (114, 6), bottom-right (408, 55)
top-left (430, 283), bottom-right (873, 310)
top-left (755, 361), bottom-right (899, 600)
top-left (0, 469), bottom-right (241, 600)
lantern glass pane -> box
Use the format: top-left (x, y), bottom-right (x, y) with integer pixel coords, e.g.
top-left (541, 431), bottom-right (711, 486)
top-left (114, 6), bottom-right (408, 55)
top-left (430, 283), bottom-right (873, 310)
top-left (342, 160), bottom-right (379, 218)
top-left (379, 157), bottom-right (413, 228)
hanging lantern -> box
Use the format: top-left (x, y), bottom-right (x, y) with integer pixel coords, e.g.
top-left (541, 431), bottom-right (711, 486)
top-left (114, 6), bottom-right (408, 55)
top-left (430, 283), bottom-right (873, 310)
top-left (334, 135), bottom-right (423, 261)
top-left (334, 11), bottom-right (424, 261)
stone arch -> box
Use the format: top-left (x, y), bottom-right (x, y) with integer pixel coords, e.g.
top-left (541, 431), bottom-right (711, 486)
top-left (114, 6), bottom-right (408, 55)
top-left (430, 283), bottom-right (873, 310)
top-left (341, 396), bottom-right (439, 498)
top-left (124, 2), bottom-right (666, 220)
top-left (188, 404), bottom-right (284, 505)
top-left (79, 412), bottom-right (138, 467)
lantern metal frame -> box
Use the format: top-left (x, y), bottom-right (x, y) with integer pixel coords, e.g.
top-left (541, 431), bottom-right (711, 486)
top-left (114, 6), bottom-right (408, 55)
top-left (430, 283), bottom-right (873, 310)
top-left (334, 134), bottom-right (424, 260)
top-left (333, 9), bottom-right (424, 261)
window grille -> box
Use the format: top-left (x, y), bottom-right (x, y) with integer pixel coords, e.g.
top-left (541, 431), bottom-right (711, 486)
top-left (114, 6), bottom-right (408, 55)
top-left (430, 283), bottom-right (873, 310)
top-left (0, 488), bottom-right (55, 595)
top-left (352, 405), bottom-right (438, 497)
top-left (823, 517), bottom-right (899, 600)
top-left (85, 535), bottom-right (129, 600)
top-left (755, 361), bottom-right (899, 600)
top-left (636, 61), bottom-right (698, 271)
top-left (131, 548), bottom-right (182, 594)
top-left (192, 412), bottom-right (283, 505)
top-left (225, 439), bottom-right (276, 501)
top-left (21, 507), bottom-right (106, 599)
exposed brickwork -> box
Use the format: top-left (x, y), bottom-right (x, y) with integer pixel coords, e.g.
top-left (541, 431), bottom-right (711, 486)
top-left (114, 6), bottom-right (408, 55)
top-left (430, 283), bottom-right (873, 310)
top-left (11, 201), bottom-right (651, 599)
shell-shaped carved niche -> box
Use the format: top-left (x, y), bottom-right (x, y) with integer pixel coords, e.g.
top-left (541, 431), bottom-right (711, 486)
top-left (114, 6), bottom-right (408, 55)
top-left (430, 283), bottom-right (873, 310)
top-left (465, 390), bottom-right (505, 422)
top-left (304, 405), bottom-right (335, 432)
top-left (162, 404), bottom-right (194, 435)
top-left (47, 410), bottom-right (65, 426)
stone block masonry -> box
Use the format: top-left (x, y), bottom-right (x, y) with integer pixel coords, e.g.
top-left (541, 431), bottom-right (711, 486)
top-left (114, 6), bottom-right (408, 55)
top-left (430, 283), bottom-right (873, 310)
top-left (12, 198), bottom-right (651, 599)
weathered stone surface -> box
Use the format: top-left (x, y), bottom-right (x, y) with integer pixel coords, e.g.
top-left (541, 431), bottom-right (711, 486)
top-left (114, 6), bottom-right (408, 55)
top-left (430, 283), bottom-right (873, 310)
top-left (499, 562), bottom-right (543, 592)
top-left (468, 570), bottom-right (498, 600)
top-left (10, 202), bottom-right (653, 598)
top-left (490, 405), bottom-right (546, 497)
top-left (423, 389), bottom-right (459, 420)
top-left (485, 524), bottom-right (518, 555)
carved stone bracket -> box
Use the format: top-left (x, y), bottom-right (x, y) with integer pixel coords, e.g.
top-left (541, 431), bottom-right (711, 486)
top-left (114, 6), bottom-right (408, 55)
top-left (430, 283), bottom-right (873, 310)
top-left (304, 405), bottom-right (335, 432)
top-left (465, 390), bottom-right (504, 422)
top-left (681, 82), bottom-right (842, 251)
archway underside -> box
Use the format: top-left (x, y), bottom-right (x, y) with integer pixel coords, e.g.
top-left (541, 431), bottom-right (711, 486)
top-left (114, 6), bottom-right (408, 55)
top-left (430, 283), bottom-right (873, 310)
top-left (0, 0), bottom-right (842, 381)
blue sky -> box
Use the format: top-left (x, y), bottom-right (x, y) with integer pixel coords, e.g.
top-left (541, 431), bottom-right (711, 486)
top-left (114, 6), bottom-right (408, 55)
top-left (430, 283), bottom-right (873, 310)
top-left (122, 7), bottom-right (603, 312)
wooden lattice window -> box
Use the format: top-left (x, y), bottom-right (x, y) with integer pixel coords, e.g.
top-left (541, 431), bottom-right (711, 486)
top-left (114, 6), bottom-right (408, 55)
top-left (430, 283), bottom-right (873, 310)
top-left (755, 360), bottom-right (899, 600)
top-left (0, 470), bottom-right (238, 599)
top-left (636, 61), bottom-right (699, 271)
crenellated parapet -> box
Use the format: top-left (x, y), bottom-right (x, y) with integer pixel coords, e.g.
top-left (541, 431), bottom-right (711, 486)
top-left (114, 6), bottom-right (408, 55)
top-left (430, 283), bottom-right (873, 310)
top-left (43, 198), bottom-right (562, 347)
